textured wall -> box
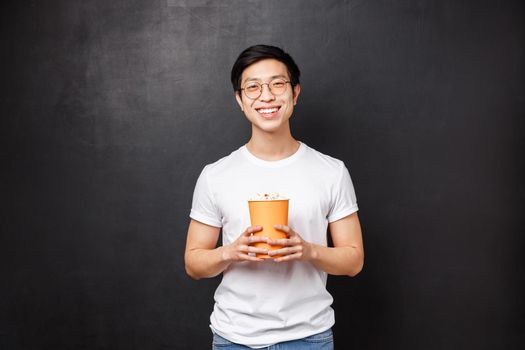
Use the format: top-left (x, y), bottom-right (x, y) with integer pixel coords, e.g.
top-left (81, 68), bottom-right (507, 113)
top-left (2, 0), bottom-right (524, 349)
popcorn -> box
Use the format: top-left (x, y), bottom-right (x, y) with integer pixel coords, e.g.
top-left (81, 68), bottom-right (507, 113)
top-left (250, 192), bottom-right (286, 201)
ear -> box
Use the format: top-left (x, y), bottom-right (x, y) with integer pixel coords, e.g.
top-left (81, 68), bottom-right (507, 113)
top-left (235, 91), bottom-right (244, 111)
top-left (292, 84), bottom-right (301, 105)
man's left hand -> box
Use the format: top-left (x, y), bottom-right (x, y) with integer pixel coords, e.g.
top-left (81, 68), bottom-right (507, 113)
top-left (267, 225), bottom-right (316, 262)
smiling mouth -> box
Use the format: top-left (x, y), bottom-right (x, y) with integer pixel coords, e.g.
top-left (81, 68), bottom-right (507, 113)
top-left (255, 106), bottom-right (280, 118)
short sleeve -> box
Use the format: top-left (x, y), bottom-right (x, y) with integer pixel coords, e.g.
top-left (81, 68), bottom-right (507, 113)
top-left (327, 163), bottom-right (359, 223)
top-left (189, 166), bottom-right (223, 227)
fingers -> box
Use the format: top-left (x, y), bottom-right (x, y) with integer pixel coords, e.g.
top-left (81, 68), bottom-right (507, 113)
top-left (267, 238), bottom-right (290, 246)
top-left (243, 225), bottom-right (263, 236)
top-left (233, 240), bottom-right (269, 262)
top-left (238, 244), bottom-right (269, 255)
top-left (267, 235), bottom-right (300, 246)
top-left (245, 235), bottom-right (269, 244)
top-left (232, 225), bottom-right (305, 263)
top-left (273, 224), bottom-right (293, 236)
top-left (242, 226), bottom-right (269, 244)
top-left (266, 226), bottom-right (306, 262)
top-left (272, 252), bottom-right (303, 262)
top-left (268, 225), bottom-right (294, 246)
top-left (237, 253), bottom-right (264, 262)
top-left (267, 245), bottom-right (302, 257)
top-left (225, 226), bottom-right (271, 263)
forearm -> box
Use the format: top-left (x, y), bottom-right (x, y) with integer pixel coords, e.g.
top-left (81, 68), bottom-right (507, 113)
top-left (309, 244), bottom-right (364, 276)
top-left (184, 246), bottom-right (231, 280)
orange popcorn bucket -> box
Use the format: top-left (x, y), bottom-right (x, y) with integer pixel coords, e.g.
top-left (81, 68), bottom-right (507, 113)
top-left (248, 199), bottom-right (289, 258)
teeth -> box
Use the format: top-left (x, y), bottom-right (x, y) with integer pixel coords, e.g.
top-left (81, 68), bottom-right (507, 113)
top-left (257, 107), bottom-right (278, 114)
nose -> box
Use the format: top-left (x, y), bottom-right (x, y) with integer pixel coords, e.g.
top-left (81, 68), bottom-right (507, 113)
top-left (258, 83), bottom-right (275, 101)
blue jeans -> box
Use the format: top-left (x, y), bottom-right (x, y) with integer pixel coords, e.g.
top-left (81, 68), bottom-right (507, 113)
top-left (212, 329), bottom-right (334, 349)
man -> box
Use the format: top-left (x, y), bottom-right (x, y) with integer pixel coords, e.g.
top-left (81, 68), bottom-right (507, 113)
top-left (185, 45), bottom-right (364, 349)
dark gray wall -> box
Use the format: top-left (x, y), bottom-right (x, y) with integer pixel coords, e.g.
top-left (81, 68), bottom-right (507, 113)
top-left (2, 0), bottom-right (524, 349)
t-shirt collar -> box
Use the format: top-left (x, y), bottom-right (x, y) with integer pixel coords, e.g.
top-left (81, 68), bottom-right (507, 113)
top-left (240, 141), bottom-right (306, 168)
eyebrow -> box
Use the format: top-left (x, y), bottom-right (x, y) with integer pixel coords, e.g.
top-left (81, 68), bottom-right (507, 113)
top-left (243, 74), bottom-right (288, 84)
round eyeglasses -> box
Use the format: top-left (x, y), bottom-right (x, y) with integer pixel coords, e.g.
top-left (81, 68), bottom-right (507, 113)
top-left (240, 79), bottom-right (291, 99)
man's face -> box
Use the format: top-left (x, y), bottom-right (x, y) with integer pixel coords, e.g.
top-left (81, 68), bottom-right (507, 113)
top-left (235, 59), bottom-right (300, 134)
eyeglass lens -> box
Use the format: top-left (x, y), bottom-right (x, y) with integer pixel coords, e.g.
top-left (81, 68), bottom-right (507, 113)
top-left (243, 79), bottom-right (288, 99)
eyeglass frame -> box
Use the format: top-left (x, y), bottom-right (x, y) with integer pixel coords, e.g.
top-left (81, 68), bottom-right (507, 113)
top-left (239, 79), bottom-right (292, 100)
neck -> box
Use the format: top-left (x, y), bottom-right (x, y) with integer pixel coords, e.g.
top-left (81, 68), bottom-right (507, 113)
top-left (246, 125), bottom-right (299, 161)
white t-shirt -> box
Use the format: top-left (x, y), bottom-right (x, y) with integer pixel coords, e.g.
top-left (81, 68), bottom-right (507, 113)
top-left (190, 142), bottom-right (358, 348)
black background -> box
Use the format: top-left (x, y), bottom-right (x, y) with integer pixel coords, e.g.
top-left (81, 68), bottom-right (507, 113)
top-left (2, 1), bottom-right (524, 349)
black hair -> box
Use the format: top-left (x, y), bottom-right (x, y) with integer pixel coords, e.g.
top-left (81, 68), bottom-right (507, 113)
top-left (230, 45), bottom-right (301, 93)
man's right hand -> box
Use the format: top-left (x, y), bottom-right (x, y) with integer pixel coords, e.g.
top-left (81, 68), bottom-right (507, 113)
top-left (221, 226), bottom-right (269, 262)
top-left (185, 220), bottom-right (268, 279)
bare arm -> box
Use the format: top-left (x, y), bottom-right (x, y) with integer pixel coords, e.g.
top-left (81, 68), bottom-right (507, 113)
top-left (312, 212), bottom-right (364, 276)
top-left (268, 212), bottom-right (364, 276)
top-left (184, 219), bottom-right (269, 280)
